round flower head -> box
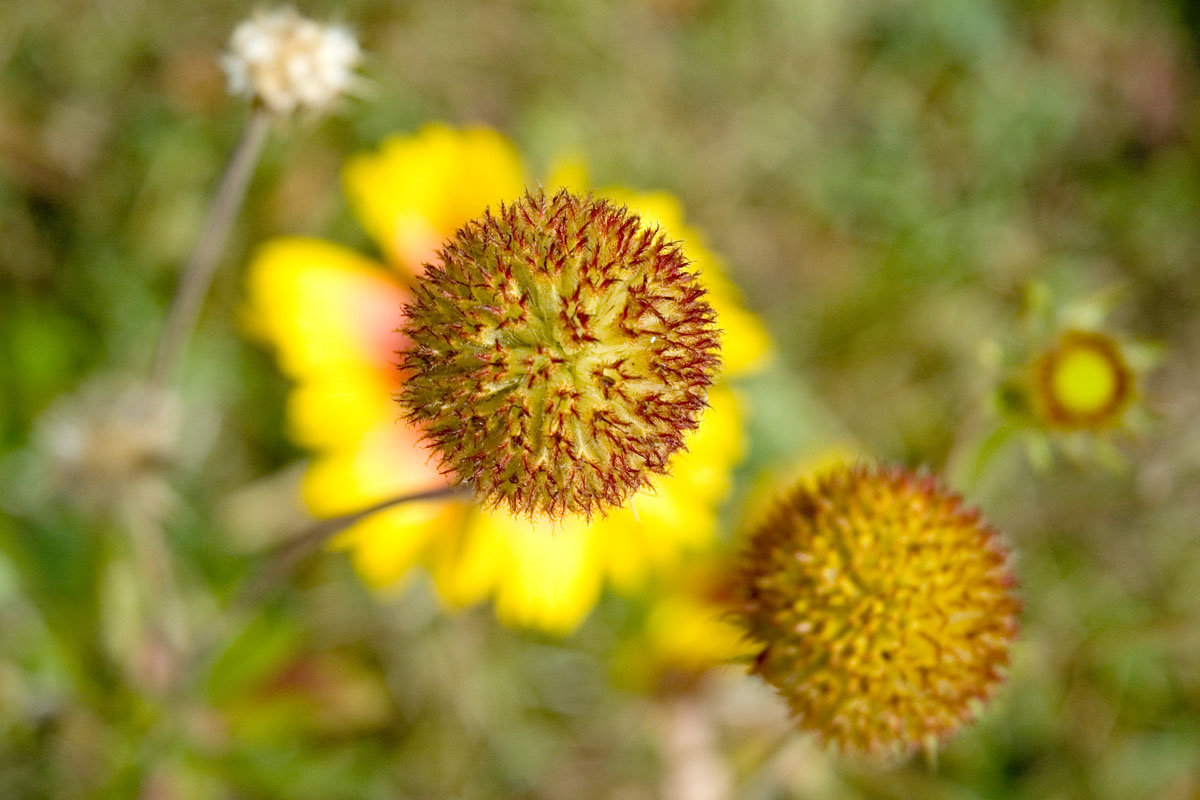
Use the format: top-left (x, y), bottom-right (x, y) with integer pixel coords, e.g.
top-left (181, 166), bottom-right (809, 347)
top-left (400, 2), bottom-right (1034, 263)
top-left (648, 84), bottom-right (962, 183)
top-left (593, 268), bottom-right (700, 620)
top-left (222, 8), bottom-right (360, 115)
top-left (737, 464), bottom-right (1019, 760)
top-left (1031, 329), bottom-right (1134, 431)
top-left (399, 189), bottom-right (721, 519)
top-left (33, 379), bottom-right (181, 526)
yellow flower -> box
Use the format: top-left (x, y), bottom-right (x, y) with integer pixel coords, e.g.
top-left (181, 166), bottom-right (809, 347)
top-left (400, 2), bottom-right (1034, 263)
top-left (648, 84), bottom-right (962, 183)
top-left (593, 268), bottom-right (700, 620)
top-left (244, 124), bottom-right (771, 633)
top-left (985, 284), bottom-right (1160, 471)
top-left (613, 450), bottom-right (864, 692)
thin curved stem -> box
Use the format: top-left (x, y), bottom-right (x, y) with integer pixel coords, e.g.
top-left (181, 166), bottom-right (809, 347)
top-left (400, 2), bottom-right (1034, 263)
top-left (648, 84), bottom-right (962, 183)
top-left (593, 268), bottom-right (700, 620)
top-left (150, 107), bottom-right (272, 387)
top-left (235, 483), bottom-right (470, 607)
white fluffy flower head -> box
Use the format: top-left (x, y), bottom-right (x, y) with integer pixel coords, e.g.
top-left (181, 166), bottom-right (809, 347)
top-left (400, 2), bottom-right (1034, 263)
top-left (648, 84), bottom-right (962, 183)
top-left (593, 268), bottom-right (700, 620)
top-left (223, 8), bottom-right (360, 114)
top-left (34, 380), bottom-right (182, 525)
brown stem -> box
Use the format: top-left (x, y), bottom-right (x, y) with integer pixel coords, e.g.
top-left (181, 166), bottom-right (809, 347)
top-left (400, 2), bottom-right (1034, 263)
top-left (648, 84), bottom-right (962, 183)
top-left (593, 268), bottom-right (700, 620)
top-left (235, 483), bottom-right (470, 607)
top-left (150, 107), bottom-right (272, 387)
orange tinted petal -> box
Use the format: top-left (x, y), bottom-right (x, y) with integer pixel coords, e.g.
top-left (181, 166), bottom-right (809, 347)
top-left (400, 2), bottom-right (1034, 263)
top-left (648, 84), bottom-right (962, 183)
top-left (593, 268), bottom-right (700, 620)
top-left (344, 124), bottom-right (527, 275)
top-left (244, 237), bottom-right (408, 447)
top-left (304, 423), bottom-right (446, 517)
top-left (245, 237), bottom-right (406, 378)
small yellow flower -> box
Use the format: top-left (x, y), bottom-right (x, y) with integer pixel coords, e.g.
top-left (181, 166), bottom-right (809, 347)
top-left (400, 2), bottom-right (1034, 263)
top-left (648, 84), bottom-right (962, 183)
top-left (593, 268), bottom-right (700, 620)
top-left (244, 124), bottom-right (771, 632)
top-left (737, 463), bottom-right (1019, 760)
top-left (984, 284), bottom-right (1159, 471)
top-left (1030, 329), bottom-right (1133, 431)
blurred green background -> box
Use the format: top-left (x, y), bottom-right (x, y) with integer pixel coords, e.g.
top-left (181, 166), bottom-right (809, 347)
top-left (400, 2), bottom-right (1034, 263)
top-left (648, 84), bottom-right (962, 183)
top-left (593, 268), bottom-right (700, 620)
top-left (2, 1), bottom-right (1200, 798)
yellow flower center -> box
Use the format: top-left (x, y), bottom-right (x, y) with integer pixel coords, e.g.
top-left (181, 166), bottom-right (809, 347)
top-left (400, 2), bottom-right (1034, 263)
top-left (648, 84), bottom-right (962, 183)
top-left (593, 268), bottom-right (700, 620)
top-left (1033, 330), bottom-right (1132, 430)
top-left (1050, 345), bottom-right (1118, 416)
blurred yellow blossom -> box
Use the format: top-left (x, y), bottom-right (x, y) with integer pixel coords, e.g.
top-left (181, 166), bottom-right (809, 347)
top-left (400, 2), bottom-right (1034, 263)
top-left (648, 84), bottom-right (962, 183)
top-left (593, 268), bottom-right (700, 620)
top-left (985, 283), bottom-right (1160, 471)
top-left (610, 553), bottom-right (752, 693)
top-left (343, 124), bottom-right (525, 274)
top-left (244, 123), bottom-right (771, 632)
top-left (614, 447), bottom-right (865, 690)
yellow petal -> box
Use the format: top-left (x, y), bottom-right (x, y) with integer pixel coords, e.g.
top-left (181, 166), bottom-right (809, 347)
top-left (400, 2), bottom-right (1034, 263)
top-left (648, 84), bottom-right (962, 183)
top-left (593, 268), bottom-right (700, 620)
top-left (337, 500), bottom-right (464, 591)
top-left (544, 153), bottom-right (589, 194)
top-left (603, 189), bottom-right (773, 376)
top-left (644, 593), bottom-right (752, 669)
top-left (303, 424), bottom-right (446, 517)
top-left (344, 124), bottom-right (527, 275)
top-left (669, 385), bottom-right (746, 498)
top-left (702, 269), bottom-right (774, 378)
top-left (613, 555), bottom-right (753, 690)
top-left (312, 424), bottom-right (462, 589)
top-left (244, 237), bottom-right (407, 377)
top-left (591, 385), bottom-right (746, 594)
top-left (243, 237), bottom-right (407, 447)
top-left (285, 372), bottom-right (395, 450)
top-left (433, 510), bottom-right (602, 634)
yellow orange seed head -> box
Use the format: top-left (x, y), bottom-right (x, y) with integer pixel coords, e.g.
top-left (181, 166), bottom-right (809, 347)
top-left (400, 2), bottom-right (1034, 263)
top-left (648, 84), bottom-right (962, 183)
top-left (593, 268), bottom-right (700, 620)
top-left (737, 463), bottom-right (1020, 760)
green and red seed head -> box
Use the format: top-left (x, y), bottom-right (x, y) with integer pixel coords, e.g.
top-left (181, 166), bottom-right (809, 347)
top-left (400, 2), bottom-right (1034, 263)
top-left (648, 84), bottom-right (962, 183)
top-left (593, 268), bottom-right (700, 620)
top-left (398, 189), bottom-right (721, 519)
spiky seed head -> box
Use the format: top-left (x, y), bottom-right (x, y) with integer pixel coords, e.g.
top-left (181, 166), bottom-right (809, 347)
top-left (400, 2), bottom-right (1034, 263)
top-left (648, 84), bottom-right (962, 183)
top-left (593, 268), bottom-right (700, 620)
top-left (737, 463), bottom-right (1020, 760)
top-left (1031, 329), bottom-right (1134, 431)
top-left (399, 189), bottom-right (721, 518)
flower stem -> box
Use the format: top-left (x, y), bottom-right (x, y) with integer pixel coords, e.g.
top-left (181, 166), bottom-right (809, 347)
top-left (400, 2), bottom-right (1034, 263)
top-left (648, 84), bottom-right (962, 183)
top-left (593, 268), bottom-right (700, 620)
top-left (235, 484), bottom-right (469, 607)
top-left (660, 695), bottom-right (732, 800)
top-left (942, 406), bottom-right (1016, 493)
top-left (124, 513), bottom-right (191, 686)
top-left (150, 106), bottom-right (271, 387)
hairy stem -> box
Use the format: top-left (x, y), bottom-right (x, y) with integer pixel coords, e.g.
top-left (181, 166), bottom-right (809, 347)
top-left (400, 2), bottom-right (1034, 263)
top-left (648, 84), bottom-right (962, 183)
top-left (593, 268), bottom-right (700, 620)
top-left (235, 483), bottom-right (470, 607)
top-left (150, 107), bottom-right (271, 387)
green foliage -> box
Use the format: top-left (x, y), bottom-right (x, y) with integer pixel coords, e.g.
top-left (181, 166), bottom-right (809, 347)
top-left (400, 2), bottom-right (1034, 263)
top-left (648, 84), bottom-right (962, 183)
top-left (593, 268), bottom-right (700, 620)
top-left (1, 1), bottom-right (1198, 797)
